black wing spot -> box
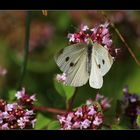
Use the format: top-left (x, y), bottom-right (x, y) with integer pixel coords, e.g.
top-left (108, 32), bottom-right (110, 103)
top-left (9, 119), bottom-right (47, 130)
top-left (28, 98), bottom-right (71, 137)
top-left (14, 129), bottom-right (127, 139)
top-left (98, 64), bottom-right (101, 69)
top-left (70, 62), bottom-right (74, 67)
top-left (102, 59), bottom-right (105, 65)
top-left (65, 57), bottom-right (70, 62)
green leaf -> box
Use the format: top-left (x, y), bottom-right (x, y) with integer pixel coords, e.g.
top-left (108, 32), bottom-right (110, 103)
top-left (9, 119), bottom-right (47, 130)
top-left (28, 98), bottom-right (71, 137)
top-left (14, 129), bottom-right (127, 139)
top-left (8, 90), bottom-right (16, 101)
top-left (111, 124), bottom-right (126, 130)
top-left (35, 113), bottom-right (52, 129)
top-left (119, 115), bottom-right (131, 129)
top-left (101, 126), bottom-right (111, 130)
top-left (47, 120), bottom-right (60, 130)
top-left (56, 12), bottom-right (71, 31)
top-left (54, 80), bottom-right (66, 99)
top-left (63, 84), bottom-right (75, 101)
top-left (136, 115), bottom-right (140, 127)
top-left (54, 80), bottom-right (75, 101)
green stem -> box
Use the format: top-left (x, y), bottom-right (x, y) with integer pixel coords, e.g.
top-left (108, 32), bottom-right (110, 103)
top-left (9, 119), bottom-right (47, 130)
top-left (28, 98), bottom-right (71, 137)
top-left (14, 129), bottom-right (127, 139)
top-left (68, 87), bottom-right (78, 111)
top-left (66, 100), bottom-right (69, 111)
top-left (18, 11), bottom-right (31, 89)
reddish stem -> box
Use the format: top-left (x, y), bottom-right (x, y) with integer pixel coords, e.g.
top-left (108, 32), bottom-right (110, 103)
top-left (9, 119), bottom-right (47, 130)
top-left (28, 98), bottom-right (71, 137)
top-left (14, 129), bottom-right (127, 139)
top-left (33, 106), bottom-right (66, 114)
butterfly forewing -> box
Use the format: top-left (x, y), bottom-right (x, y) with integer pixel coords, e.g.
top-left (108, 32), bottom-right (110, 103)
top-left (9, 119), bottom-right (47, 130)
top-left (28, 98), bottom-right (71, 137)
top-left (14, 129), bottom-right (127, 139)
top-left (55, 43), bottom-right (86, 74)
top-left (93, 43), bottom-right (113, 76)
top-left (65, 48), bottom-right (89, 86)
top-left (55, 43), bottom-right (89, 87)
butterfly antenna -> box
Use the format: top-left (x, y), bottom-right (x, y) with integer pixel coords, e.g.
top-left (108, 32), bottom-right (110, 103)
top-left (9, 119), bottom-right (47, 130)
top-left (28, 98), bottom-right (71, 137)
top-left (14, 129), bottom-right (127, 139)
top-left (111, 23), bottom-right (140, 67)
top-left (100, 11), bottom-right (140, 67)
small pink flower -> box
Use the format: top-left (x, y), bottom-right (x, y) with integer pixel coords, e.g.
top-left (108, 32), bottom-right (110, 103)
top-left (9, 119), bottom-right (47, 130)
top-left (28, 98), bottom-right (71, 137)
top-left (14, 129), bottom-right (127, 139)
top-left (23, 116), bottom-right (30, 122)
top-left (1, 123), bottom-right (9, 130)
top-left (80, 119), bottom-right (91, 129)
top-left (102, 35), bottom-right (112, 47)
top-left (93, 116), bottom-right (103, 126)
top-left (2, 111), bottom-right (9, 119)
top-left (88, 106), bottom-right (96, 115)
top-left (5, 103), bottom-right (17, 111)
top-left (95, 93), bottom-right (111, 110)
top-left (67, 33), bottom-right (75, 42)
top-left (25, 110), bottom-right (34, 116)
top-left (17, 118), bottom-right (26, 129)
top-left (15, 88), bottom-right (25, 99)
top-left (57, 115), bottom-right (66, 124)
top-left (86, 99), bottom-right (93, 106)
top-left (95, 93), bottom-right (104, 101)
top-left (17, 117), bottom-right (29, 129)
top-left (101, 98), bottom-right (111, 110)
top-left (30, 95), bottom-right (36, 101)
top-left (72, 121), bottom-right (80, 129)
top-left (8, 114), bottom-right (16, 121)
top-left (56, 73), bottom-right (67, 84)
top-left (82, 25), bottom-right (89, 31)
top-left (102, 28), bottom-right (108, 36)
top-left (63, 121), bottom-right (72, 130)
top-left (75, 107), bottom-right (83, 117)
top-left (66, 112), bottom-right (74, 121)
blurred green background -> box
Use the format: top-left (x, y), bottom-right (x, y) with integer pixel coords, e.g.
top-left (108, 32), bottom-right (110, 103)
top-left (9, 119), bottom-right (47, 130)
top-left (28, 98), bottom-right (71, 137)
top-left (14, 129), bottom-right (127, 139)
top-left (0, 10), bottom-right (140, 129)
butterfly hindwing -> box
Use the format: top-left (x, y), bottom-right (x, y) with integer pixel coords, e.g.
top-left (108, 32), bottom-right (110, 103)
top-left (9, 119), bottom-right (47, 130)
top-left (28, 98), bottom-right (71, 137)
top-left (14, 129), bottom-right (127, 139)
top-left (89, 47), bottom-right (103, 89)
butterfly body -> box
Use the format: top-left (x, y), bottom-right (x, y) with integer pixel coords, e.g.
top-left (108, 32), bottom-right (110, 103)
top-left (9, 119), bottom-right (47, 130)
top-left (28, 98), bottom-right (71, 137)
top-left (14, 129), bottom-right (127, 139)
top-left (87, 43), bottom-right (92, 74)
top-left (55, 41), bottom-right (114, 89)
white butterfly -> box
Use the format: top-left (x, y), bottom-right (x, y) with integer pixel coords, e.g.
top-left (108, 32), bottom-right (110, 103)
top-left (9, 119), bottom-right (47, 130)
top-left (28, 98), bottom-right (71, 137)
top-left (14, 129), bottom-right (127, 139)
top-left (54, 40), bottom-right (114, 89)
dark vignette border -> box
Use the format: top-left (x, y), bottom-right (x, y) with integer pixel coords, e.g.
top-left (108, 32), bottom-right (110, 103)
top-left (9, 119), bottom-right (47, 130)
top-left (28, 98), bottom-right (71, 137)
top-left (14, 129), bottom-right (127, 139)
top-left (1, 130), bottom-right (140, 139)
top-left (0, 0), bottom-right (139, 10)
top-left (0, 0), bottom-right (140, 140)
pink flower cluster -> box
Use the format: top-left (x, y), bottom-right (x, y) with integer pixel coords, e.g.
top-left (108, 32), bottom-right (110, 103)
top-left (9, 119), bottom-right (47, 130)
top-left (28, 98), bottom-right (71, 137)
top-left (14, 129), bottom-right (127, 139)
top-left (15, 88), bottom-right (36, 105)
top-left (0, 88), bottom-right (36, 130)
top-left (95, 93), bottom-right (111, 110)
top-left (68, 22), bottom-right (116, 57)
top-left (57, 94), bottom-right (110, 130)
